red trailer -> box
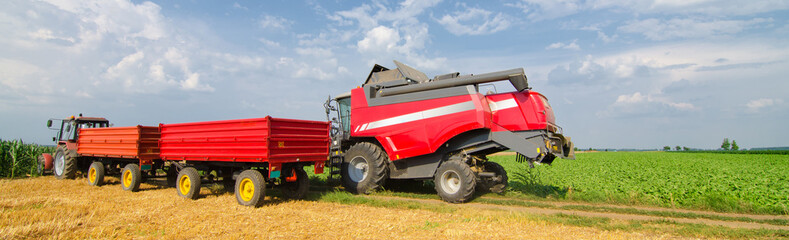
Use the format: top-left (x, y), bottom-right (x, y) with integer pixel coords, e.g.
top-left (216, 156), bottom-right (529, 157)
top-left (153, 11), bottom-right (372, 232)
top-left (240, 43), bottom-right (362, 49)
top-left (159, 116), bottom-right (330, 206)
top-left (77, 125), bottom-right (161, 191)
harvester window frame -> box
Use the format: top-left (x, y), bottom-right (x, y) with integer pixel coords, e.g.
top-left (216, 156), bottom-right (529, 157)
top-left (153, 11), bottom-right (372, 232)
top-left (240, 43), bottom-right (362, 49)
top-left (337, 97), bottom-right (351, 135)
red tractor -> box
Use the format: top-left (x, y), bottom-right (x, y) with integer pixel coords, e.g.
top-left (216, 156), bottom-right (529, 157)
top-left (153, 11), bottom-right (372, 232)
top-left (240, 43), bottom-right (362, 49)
top-left (39, 114), bottom-right (111, 178)
top-left (326, 61), bottom-right (574, 203)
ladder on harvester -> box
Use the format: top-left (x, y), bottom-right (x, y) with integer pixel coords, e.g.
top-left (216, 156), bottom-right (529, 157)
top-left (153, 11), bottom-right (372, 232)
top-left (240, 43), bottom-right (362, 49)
top-left (327, 147), bottom-right (344, 184)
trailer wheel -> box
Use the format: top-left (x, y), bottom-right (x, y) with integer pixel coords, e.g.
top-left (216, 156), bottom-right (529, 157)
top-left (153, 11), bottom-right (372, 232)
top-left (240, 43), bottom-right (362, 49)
top-left (53, 147), bottom-right (77, 180)
top-left (235, 170), bottom-right (266, 207)
top-left (121, 164), bottom-right (141, 192)
top-left (177, 167), bottom-right (201, 199)
top-left (281, 167), bottom-right (309, 199)
top-left (341, 142), bottom-right (388, 194)
top-left (87, 162), bottom-right (105, 186)
top-left (477, 161), bottom-right (508, 194)
top-left (434, 161), bottom-right (476, 203)
top-left (221, 168), bottom-right (234, 192)
top-left (166, 166), bottom-right (177, 187)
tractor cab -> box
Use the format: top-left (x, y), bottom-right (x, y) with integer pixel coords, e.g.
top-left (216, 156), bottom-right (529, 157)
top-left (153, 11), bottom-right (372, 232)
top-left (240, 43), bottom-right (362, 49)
top-left (47, 114), bottom-right (110, 144)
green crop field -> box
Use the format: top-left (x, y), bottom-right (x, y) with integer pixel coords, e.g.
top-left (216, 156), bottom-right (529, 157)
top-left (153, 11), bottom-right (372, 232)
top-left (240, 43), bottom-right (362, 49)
top-left (493, 152), bottom-right (789, 215)
top-left (0, 139), bottom-right (53, 178)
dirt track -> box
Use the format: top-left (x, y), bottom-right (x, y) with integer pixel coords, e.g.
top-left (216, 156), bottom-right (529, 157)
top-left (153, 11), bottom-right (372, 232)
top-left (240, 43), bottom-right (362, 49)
top-left (368, 196), bottom-right (789, 230)
top-left (1, 176), bottom-right (786, 239)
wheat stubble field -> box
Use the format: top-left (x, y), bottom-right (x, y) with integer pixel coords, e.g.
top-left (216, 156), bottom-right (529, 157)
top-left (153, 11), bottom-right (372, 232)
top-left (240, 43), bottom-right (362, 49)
top-left (2, 176), bottom-right (683, 240)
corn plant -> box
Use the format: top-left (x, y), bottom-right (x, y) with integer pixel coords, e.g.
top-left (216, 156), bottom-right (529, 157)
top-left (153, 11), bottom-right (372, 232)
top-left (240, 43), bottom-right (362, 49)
top-left (0, 139), bottom-right (55, 178)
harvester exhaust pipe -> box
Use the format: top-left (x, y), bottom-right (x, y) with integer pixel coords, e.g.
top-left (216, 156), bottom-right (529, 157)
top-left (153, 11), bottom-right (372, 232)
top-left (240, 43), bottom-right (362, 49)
top-left (377, 68), bottom-right (529, 97)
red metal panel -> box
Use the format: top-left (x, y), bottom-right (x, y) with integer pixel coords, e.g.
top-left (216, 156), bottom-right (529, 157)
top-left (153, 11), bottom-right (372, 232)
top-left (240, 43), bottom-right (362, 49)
top-left (350, 90), bottom-right (486, 161)
top-left (486, 91), bottom-right (550, 132)
top-left (159, 116), bottom-right (330, 164)
top-left (77, 126), bottom-right (160, 164)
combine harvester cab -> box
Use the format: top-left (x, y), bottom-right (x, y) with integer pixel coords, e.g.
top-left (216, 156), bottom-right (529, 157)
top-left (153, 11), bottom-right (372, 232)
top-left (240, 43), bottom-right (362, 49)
top-left (326, 61), bottom-right (574, 203)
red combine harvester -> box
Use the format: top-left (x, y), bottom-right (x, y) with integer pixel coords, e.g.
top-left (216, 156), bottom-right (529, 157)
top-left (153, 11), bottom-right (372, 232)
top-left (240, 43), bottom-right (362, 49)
top-left (39, 60), bottom-right (572, 205)
top-left (325, 61), bottom-right (574, 202)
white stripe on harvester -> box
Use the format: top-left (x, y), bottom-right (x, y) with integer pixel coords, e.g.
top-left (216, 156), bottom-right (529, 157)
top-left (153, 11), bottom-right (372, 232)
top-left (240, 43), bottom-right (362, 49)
top-left (488, 98), bottom-right (518, 111)
top-left (359, 101), bottom-right (476, 131)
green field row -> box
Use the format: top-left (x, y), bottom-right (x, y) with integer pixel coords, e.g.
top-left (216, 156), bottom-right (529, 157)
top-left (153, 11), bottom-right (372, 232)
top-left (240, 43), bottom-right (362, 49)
top-left (493, 152), bottom-right (788, 215)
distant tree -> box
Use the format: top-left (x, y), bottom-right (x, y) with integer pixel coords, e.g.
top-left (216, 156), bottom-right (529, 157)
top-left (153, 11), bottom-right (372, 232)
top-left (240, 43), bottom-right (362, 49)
top-left (682, 146), bottom-right (689, 151)
top-left (731, 140), bottom-right (739, 151)
top-left (721, 138), bottom-right (731, 150)
top-left (663, 146), bottom-right (671, 151)
top-left (675, 146), bottom-right (681, 151)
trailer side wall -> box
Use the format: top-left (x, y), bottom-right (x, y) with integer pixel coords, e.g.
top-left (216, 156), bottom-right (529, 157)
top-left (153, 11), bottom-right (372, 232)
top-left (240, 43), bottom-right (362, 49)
top-left (159, 116), bottom-right (330, 164)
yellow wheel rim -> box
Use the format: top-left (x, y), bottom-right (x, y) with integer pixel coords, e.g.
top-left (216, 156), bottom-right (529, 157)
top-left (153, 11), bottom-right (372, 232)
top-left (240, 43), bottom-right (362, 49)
top-left (179, 175), bottom-right (191, 196)
top-left (122, 170), bottom-right (132, 188)
top-left (239, 178), bottom-right (254, 202)
top-left (88, 168), bottom-right (96, 183)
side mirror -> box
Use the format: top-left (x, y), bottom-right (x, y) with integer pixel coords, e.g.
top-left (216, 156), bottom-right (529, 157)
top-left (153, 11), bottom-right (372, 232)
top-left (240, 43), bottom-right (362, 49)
top-left (52, 137), bottom-right (56, 142)
top-left (47, 119), bottom-right (53, 128)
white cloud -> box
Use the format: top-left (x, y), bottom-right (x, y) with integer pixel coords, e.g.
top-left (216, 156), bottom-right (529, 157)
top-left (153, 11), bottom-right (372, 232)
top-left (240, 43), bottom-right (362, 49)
top-left (746, 98), bottom-right (783, 112)
top-left (511, 0), bottom-right (789, 22)
top-left (258, 37), bottom-right (281, 49)
top-left (357, 26), bottom-right (401, 53)
top-left (259, 15), bottom-right (292, 30)
top-left (437, 5), bottom-right (512, 36)
top-left (599, 91), bottom-right (697, 118)
top-left (295, 47), bottom-right (334, 58)
top-left (615, 92), bottom-right (646, 104)
top-left (513, 0), bottom-right (581, 21)
top-left (597, 31), bottom-right (617, 43)
top-left (619, 18), bottom-right (772, 40)
top-left (326, 0), bottom-right (446, 70)
top-left (546, 39), bottom-right (581, 50)
top-left (232, 2), bottom-right (248, 11)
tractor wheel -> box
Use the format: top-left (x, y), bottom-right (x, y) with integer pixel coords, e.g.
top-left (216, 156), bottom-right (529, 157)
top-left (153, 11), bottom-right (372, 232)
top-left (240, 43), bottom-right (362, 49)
top-left (121, 164), bottom-right (141, 192)
top-left (53, 147), bottom-right (77, 180)
top-left (477, 161), bottom-right (508, 194)
top-left (434, 160), bottom-right (476, 203)
top-left (235, 170), bottom-right (266, 207)
top-left (166, 166), bottom-right (178, 187)
top-left (87, 162), bottom-right (105, 186)
top-left (281, 167), bottom-right (309, 199)
top-left (177, 167), bottom-right (201, 199)
top-left (341, 142), bottom-right (388, 194)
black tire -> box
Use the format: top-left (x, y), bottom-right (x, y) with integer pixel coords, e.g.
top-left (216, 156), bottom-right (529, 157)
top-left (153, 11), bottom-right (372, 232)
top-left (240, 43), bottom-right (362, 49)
top-left (53, 147), bottom-right (77, 180)
top-left (221, 168), bottom-right (235, 192)
top-left (235, 170), bottom-right (266, 207)
top-left (166, 166), bottom-right (178, 187)
top-left (434, 160), bottom-right (476, 203)
top-left (121, 164), bottom-right (141, 192)
top-left (176, 167), bottom-right (201, 199)
top-left (281, 167), bottom-right (309, 199)
top-left (341, 142), bottom-right (388, 194)
top-left (37, 155), bottom-right (46, 176)
top-left (87, 161), bottom-right (105, 186)
top-left (477, 161), bottom-right (508, 194)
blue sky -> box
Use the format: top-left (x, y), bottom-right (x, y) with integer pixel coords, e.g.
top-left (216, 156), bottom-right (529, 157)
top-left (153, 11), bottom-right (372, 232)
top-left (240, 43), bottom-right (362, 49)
top-left (2, 0), bottom-right (788, 149)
